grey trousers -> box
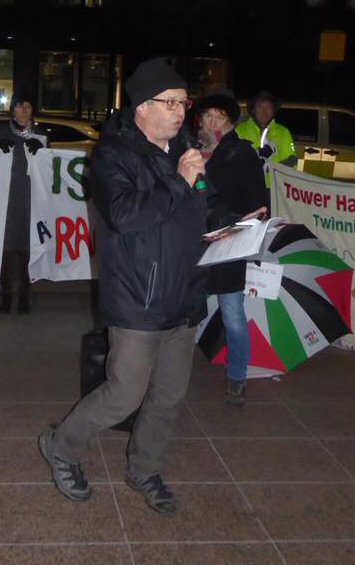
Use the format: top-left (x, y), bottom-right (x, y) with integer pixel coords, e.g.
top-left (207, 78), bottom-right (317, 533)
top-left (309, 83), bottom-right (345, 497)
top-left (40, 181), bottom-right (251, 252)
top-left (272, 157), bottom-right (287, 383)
top-left (53, 324), bottom-right (196, 477)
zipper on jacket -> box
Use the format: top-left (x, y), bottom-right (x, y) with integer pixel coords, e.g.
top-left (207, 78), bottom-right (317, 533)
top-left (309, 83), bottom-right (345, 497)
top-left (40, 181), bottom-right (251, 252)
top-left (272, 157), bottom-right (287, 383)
top-left (144, 261), bottom-right (158, 310)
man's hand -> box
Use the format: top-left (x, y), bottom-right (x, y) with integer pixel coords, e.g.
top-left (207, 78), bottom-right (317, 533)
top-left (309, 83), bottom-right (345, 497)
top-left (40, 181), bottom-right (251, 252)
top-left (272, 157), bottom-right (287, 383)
top-left (25, 138), bottom-right (44, 155)
top-left (0, 139), bottom-right (14, 153)
top-left (178, 148), bottom-right (205, 188)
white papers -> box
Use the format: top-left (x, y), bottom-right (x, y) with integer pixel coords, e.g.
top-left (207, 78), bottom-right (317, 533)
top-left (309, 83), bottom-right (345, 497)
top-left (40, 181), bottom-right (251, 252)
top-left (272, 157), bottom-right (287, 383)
top-left (201, 221), bottom-right (254, 242)
top-left (198, 217), bottom-right (286, 267)
top-left (244, 262), bottom-right (284, 300)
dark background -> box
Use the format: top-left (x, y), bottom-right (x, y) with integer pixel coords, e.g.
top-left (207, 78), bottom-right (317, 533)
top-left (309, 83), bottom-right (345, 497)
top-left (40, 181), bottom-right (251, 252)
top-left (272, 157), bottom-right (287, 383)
top-left (0, 0), bottom-right (354, 110)
top-left (125, 0), bottom-right (355, 108)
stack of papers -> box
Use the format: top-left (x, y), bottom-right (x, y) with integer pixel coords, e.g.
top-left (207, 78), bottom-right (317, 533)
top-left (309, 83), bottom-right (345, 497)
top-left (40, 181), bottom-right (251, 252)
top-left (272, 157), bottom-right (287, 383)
top-left (198, 217), bottom-right (286, 267)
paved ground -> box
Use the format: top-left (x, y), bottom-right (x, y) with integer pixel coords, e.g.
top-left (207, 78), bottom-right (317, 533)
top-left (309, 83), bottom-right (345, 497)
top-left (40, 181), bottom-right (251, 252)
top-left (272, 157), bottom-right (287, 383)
top-left (0, 286), bottom-right (355, 564)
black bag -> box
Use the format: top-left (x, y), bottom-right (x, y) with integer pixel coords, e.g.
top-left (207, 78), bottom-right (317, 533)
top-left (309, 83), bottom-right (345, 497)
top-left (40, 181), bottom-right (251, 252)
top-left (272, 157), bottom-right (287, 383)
top-left (80, 328), bottom-right (139, 432)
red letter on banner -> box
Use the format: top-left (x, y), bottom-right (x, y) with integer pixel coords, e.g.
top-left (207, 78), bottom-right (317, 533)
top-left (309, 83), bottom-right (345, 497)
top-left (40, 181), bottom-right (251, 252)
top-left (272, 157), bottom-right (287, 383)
top-left (75, 217), bottom-right (95, 258)
top-left (56, 216), bottom-right (77, 263)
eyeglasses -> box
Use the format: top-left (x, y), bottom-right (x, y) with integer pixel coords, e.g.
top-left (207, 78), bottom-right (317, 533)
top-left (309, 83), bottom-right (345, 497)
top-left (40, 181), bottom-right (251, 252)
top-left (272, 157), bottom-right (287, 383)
top-left (150, 98), bottom-right (193, 111)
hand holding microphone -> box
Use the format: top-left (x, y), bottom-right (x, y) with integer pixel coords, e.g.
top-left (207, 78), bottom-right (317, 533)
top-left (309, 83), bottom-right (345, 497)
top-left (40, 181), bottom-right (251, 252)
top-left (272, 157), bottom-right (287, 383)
top-left (178, 148), bottom-right (206, 189)
top-left (178, 128), bottom-right (207, 191)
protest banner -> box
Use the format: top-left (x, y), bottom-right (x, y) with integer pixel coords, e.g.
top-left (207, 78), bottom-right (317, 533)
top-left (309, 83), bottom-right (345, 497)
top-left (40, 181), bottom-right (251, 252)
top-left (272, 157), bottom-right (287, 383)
top-left (0, 148), bottom-right (97, 281)
top-left (0, 151), bottom-right (13, 258)
top-left (270, 162), bottom-right (355, 350)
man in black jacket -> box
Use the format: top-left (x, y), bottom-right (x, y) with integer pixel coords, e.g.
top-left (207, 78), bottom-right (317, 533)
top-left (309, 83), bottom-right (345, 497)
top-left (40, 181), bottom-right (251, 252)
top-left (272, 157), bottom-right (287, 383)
top-left (38, 58), bottom-right (207, 515)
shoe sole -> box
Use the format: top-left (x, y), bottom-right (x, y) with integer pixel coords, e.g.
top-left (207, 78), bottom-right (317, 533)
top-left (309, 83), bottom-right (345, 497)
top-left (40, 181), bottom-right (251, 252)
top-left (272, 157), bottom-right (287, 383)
top-left (125, 476), bottom-right (177, 515)
top-left (225, 396), bottom-right (246, 406)
top-left (38, 433), bottom-right (92, 503)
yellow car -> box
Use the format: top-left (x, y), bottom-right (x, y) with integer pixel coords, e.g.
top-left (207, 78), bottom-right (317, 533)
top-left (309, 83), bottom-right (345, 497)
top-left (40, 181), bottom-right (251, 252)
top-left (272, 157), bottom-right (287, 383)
top-left (33, 116), bottom-right (100, 152)
top-left (239, 102), bottom-right (355, 183)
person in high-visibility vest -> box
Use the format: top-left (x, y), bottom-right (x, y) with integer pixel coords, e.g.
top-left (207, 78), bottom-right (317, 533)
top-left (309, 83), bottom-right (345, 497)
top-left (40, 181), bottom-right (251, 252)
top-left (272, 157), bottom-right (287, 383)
top-left (236, 91), bottom-right (297, 190)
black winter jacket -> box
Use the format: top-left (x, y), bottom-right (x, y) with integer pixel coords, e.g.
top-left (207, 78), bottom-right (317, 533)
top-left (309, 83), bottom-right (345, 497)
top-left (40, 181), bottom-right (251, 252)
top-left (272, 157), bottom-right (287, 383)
top-left (205, 129), bottom-right (267, 294)
top-left (90, 109), bottom-right (207, 330)
top-left (0, 120), bottom-right (47, 253)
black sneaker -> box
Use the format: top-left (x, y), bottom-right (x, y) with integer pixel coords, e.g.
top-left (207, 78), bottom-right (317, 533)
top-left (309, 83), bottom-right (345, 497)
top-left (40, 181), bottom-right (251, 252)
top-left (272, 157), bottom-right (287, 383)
top-left (125, 472), bottom-right (177, 515)
top-left (38, 430), bottom-right (92, 502)
top-left (0, 293), bottom-right (12, 314)
top-left (225, 379), bottom-right (246, 406)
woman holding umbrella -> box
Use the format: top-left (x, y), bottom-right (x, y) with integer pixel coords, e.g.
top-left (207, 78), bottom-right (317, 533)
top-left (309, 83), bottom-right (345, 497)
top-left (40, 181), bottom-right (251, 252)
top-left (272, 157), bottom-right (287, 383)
top-left (195, 90), bottom-right (268, 404)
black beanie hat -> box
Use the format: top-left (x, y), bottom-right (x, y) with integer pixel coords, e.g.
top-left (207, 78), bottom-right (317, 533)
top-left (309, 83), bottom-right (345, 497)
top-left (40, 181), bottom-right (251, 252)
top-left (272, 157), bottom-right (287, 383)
top-left (197, 91), bottom-right (240, 124)
top-left (10, 89), bottom-right (34, 113)
top-left (125, 57), bottom-right (187, 109)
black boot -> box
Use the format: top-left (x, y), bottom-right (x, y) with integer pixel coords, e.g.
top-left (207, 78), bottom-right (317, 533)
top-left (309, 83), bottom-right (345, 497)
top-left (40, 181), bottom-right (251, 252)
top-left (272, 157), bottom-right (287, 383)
top-left (225, 378), bottom-right (246, 406)
top-left (18, 293), bottom-right (31, 314)
top-left (18, 253), bottom-right (31, 314)
top-left (1, 251), bottom-right (14, 313)
top-left (0, 292), bottom-right (12, 313)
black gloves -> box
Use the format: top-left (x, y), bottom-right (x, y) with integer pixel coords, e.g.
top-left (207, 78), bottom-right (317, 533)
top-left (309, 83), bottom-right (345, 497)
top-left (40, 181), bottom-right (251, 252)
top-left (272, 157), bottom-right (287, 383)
top-left (0, 137), bottom-right (44, 155)
top-left (258, 144), bottom-right (273, 159)
top-left (25, 138), bottom-right (44, 155)
top-left (0, 139), bottom-right (14, 153)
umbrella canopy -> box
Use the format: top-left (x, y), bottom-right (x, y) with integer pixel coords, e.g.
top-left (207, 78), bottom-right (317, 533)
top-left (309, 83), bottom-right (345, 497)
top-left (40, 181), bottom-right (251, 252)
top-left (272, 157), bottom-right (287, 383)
top-left (196, 224), bottom-right (353, 374)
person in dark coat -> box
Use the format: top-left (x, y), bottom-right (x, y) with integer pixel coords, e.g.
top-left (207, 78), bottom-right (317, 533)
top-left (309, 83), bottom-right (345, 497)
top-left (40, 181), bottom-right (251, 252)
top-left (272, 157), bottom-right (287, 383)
top-left (195, 90), bottom-right (268, 405)
top-left (38, 58), bottom-right (207, 515)
top-left (0, 90), bottom-right (48, 313)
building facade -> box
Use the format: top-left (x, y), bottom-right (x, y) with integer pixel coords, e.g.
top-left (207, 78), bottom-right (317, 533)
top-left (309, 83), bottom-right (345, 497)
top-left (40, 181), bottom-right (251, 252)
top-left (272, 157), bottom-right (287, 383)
top-left (0, 0), bottom-right (230, 121)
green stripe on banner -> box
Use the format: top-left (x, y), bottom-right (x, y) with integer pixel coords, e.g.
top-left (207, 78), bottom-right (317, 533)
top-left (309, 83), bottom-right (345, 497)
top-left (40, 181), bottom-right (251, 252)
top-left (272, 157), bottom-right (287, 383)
top-left (279, 250), bottom-right (349, 271)
top-left (265, 298), bottom-right (308, 370)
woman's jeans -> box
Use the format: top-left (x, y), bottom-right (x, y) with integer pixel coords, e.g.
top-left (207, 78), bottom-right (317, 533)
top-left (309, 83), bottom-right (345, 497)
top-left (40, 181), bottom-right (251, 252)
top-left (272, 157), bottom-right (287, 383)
top-left (218, 291), bottom-right (250, 382)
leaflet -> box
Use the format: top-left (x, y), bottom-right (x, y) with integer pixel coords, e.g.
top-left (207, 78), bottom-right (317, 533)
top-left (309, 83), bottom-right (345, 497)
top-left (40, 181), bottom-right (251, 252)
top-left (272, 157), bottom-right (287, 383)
top-left (198, 217), bottom-right (286, 267)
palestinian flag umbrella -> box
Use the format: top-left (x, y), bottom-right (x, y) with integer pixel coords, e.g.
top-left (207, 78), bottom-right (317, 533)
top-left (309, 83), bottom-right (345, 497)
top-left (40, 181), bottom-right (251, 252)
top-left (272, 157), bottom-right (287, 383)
top-left (196, 224), bottom-right (353, 374)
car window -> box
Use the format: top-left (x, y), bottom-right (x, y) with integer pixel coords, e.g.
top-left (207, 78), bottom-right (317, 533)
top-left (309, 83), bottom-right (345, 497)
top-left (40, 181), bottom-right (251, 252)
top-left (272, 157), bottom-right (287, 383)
top-left (276, 108), bottom-right (318, 143)
top-left (328, 111), bottom-right (355, 146)
top-left (36, 122), bottom-right (90, 143)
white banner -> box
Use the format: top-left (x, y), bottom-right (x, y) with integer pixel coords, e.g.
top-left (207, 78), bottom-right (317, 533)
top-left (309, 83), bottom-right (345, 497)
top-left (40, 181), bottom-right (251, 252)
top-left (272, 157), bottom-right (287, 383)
top-left (270, 162), bottom-right (355, 350)
top-left (0, 148), bottom-right (97, 282)
top-left (0, 151), bottom-right (13, 257)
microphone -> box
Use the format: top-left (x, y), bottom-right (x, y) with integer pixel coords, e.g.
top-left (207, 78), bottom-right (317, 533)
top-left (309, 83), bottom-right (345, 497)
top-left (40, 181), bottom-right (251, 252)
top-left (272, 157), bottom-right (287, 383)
top-left (180, 127), bottom-right (208, 193)
top-left (194, 173), bottom-right (208, 192)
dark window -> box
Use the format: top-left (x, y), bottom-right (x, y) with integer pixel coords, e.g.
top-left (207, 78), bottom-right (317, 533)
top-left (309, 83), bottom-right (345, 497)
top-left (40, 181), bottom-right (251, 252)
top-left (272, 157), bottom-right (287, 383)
top-left (329, 111), bottom-right (355, 146)
top-left (48, 1), bottom-right (80, 5)
top-left (36, 122), bottom-right (89, 143)
top-left (39, 52), bottom-right (78, 113)
top-left (0, 49), bottom-right (13, 112)
top-left (82, 53), bottom-right (110, 121)
top-left (276, 108), bottom-right (318, 143)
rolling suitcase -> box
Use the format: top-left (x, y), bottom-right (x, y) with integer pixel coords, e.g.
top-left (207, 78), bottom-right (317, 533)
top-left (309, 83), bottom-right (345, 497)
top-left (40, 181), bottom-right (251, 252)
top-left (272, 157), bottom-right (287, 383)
top-left (80, 328), bottom-right (139, 432)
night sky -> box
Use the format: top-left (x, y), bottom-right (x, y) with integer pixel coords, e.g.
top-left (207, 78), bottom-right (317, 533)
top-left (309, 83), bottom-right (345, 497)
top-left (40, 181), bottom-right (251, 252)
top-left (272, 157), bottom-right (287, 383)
top-left (1, 0), bottom-right (354, 109)
top-left (121, 0), bottom-right (355, 109)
